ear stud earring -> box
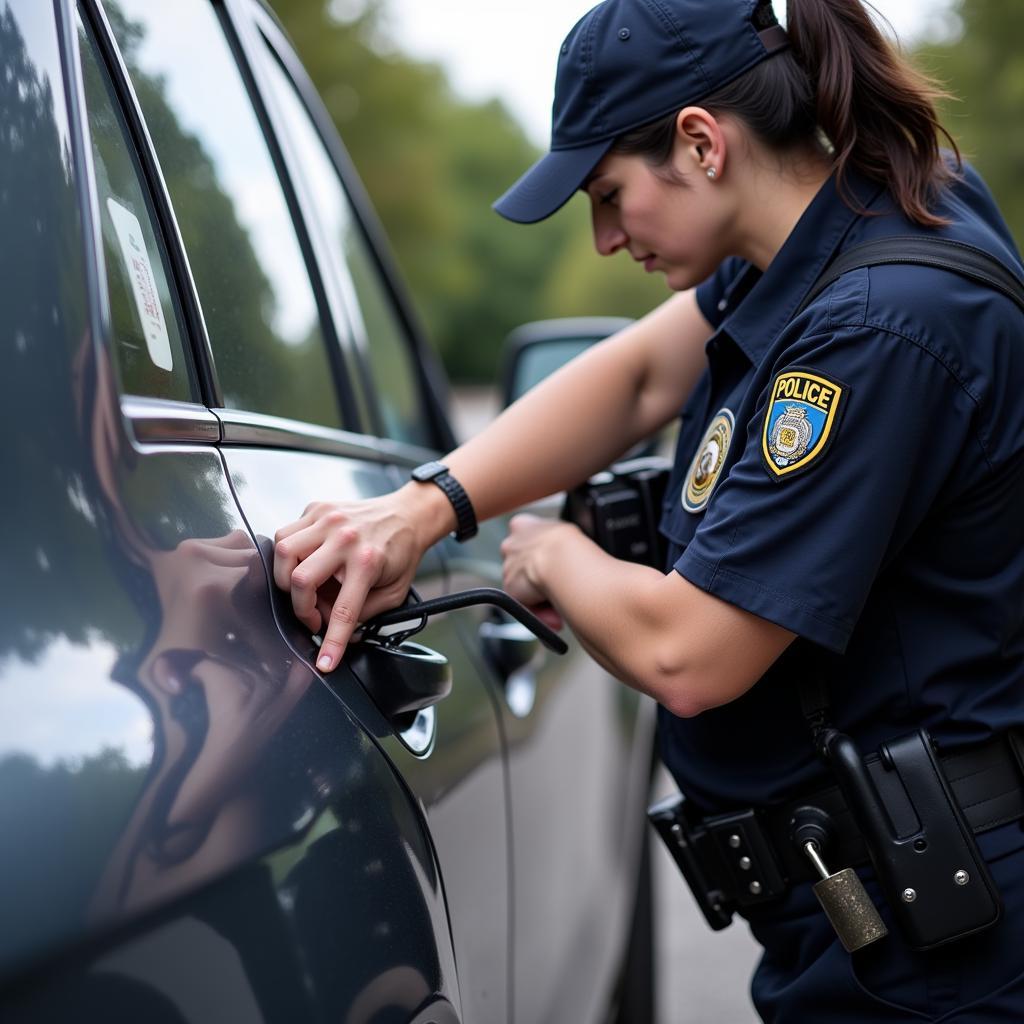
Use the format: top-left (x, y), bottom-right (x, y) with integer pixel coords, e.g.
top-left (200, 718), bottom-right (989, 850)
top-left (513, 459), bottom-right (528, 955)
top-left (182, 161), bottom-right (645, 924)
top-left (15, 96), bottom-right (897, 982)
top-left (707, 167), bottom-right (717, 180)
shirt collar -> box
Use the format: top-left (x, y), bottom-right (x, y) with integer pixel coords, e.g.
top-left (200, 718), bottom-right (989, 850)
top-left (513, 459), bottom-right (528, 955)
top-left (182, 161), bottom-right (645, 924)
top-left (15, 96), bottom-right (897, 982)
top-left (718, 172), bottom-right (885, 366)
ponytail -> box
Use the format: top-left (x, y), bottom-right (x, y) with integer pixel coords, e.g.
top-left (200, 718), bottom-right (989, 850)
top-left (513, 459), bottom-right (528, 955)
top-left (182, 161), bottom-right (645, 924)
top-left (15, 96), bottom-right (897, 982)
top-left (787, 0), bottom-right (960, 227)
top-left (614, 0), bottom-right (960, 228)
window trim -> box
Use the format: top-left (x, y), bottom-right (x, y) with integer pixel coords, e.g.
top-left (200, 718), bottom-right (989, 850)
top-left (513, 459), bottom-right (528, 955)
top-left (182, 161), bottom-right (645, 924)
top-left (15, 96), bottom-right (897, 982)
top-left (55, 0), bottom-right (111, 405)
top-left (245, 0), bottom-right (458, 454)
top-left (216, 408), bottom-right (440, 467)
top-left (122, 396), bottom-right (221, 444)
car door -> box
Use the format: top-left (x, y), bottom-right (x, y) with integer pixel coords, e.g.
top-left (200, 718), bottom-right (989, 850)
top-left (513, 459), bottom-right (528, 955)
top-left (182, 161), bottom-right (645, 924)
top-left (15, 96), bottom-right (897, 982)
top-left (239, 11), bottom-right (659, 1024)
top-left (84, 1), bottom-right (514, 1021)
top-left (1, 3), bottom-right (462, 1022)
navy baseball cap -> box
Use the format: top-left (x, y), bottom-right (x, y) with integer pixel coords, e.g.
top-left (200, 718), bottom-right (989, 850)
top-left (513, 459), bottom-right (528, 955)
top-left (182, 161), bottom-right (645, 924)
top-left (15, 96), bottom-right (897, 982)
top-left (493, 0), bottom-right (789, 224)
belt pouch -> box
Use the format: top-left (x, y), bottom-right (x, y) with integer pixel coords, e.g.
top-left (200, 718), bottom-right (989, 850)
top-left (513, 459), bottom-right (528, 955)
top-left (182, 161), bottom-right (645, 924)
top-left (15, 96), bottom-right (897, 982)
top-left (823, 728), bottom-right (1002, 949)
top-left (648, 792), bottom-right (734, 930)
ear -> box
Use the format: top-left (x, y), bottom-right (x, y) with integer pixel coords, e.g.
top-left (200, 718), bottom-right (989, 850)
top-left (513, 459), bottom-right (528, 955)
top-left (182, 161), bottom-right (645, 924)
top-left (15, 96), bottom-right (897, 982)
top-left (672, 107), bottom-right (727, 180)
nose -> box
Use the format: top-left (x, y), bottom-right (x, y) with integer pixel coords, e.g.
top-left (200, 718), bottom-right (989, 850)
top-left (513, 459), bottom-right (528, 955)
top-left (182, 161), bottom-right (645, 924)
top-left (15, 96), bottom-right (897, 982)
top-left (591, 206), bottom-right (627, 257)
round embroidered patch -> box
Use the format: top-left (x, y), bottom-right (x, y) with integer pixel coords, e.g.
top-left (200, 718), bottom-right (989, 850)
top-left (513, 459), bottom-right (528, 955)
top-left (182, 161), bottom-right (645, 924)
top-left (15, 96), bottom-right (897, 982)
top-left (682, 408), bottom-right (734, 513)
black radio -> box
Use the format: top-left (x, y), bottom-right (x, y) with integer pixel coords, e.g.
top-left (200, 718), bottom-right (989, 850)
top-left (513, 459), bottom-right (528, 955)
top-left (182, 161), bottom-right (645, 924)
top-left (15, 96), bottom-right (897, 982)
top-left (562, 456), bottom-right (672, 570)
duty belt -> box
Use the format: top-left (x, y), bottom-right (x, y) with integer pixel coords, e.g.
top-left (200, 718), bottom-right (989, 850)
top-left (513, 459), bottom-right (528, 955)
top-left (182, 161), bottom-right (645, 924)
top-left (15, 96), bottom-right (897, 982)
top-left (649, 730), bottom-right (1024, 933)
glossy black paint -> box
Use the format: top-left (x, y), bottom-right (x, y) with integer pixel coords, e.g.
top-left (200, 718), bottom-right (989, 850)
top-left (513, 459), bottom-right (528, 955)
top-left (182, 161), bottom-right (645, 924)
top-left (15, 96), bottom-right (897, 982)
top-left (0, 0), bottom-right (656, 1020)
top-left (0, 1), bottom-right (459, 1016)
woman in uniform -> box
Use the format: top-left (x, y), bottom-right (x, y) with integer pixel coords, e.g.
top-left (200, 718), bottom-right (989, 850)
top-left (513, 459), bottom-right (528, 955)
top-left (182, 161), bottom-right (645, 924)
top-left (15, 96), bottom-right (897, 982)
top-left (274, 0), bottom-right (1024, 1018)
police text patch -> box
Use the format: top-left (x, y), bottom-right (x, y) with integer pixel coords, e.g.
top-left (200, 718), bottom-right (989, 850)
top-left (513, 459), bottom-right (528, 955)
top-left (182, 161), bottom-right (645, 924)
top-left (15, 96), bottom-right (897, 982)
top-left (762, 368), bottom-right (847, 479)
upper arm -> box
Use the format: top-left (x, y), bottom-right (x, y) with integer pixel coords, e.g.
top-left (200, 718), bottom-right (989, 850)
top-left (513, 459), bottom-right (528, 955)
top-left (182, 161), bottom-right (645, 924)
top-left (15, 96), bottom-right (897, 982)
top-left (652, 571), bottom-right (796, 718)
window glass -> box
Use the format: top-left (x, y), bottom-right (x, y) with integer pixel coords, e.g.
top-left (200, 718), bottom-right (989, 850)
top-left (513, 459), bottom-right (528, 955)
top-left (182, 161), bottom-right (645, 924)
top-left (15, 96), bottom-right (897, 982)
top-left (78, 11), bottom-right (195, 403)
top-left (258, 44), bottom-right (433, 448)
top-left (103, 0), bottom-right (342, 428)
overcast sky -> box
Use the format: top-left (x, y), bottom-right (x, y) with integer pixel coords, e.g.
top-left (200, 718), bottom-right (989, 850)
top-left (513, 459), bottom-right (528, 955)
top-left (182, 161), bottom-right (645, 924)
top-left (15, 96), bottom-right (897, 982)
top-left (382, 0), bottom-right (959, 145)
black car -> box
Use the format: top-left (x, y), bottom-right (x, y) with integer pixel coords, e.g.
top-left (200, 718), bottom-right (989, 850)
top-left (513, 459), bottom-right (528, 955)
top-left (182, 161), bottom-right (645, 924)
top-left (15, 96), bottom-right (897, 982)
top-left (0, 1), bottom-right (656, 1021)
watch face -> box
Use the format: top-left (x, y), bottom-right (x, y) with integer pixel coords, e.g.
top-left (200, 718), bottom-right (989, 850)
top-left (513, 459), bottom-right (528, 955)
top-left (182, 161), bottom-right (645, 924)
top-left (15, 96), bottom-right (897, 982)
top-left (412, 461), bottom-right (446, 482)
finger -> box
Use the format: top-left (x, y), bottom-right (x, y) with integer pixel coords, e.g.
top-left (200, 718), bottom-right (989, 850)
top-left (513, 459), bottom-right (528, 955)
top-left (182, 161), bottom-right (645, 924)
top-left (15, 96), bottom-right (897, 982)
top-left (359, 581), bottom-right (414, 624)
top-left (179, 537), bottom-right (256, 568)
top-left (216, 529), bottom-right (252, 549)
top-left (316, 549), bottom-right (384, 671)
top-left (290, 538), bottom-right (356, 631)
top-left (533, 604), bottom-right (564, 632)
top-left (274, 508), bottom-right (317, 545)
top-left (314, 593), bottom-right (334, 635)
top-left (272, 521), bottom-right (330, 592)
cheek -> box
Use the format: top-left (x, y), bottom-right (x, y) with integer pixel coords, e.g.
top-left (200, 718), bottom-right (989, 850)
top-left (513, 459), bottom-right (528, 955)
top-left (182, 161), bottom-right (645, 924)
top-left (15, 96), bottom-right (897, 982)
top-left (661, 197), bottom-right (732, 282)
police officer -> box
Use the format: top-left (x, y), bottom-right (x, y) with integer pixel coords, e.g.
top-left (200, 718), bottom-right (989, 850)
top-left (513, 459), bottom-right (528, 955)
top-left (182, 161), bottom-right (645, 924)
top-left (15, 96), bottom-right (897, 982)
top-left (274, 0), bottom-right (1024, 1018)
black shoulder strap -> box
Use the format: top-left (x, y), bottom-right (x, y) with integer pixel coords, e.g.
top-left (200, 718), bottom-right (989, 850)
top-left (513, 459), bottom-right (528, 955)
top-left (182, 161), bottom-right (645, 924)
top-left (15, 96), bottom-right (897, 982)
top-left (796, 236), bottom-right (1024, 319)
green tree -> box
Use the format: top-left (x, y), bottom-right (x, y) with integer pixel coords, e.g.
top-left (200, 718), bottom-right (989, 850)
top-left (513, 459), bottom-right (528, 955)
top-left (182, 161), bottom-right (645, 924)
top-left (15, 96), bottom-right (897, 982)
top-left (917, 0), bottom-right (1024, 246)
top-left (269, 0), bottom-right (673, 382)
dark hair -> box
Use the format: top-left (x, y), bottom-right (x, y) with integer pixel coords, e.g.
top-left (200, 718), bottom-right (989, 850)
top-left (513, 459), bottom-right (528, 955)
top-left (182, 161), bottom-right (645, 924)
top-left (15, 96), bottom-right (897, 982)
top-left (615, 0), bottom-right (960, 227)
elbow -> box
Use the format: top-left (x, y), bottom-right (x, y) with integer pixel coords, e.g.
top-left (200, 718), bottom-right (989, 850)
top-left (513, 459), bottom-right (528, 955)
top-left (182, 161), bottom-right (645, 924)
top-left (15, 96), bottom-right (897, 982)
top-left (647, 651), bottom-right (712, 719)
top-left (650, 652), bottom-right (743, 719)
top-left (660, 685), bottom-right (713, 720)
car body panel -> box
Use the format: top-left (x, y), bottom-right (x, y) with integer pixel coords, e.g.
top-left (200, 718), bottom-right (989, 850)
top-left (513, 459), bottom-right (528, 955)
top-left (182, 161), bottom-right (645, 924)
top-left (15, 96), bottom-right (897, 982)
top-left (223, 444), bottom-right (511, 1024)
top-left (1, 1), bottom-right (460, 1018)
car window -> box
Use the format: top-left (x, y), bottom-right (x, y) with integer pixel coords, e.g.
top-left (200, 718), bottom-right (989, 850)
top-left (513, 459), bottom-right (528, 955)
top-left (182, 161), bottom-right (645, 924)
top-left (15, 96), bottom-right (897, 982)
top-left (257, 43), bottom-right (433, 449)
top-left (77, 10), bottom-right (197, 403)
top-left (102, 0), bottom-right (343, 429)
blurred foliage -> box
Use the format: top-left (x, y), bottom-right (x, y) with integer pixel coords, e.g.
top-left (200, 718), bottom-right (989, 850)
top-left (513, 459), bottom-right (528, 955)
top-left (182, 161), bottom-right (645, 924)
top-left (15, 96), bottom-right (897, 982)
top-left (267, 0), bottom-right (668, 382)
top-left (917, 0), bottom-right (1024, 246)
top-left (267, 0), bottom-right (1020, 384)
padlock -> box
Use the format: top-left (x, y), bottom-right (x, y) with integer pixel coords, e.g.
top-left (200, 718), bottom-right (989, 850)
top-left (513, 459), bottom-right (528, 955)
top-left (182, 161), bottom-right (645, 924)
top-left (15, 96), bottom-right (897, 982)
top-left (804, 840), bottom-right (889, 953)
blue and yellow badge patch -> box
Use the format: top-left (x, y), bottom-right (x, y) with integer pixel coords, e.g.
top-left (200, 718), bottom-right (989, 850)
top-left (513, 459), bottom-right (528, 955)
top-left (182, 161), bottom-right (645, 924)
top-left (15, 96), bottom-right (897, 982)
top-left (762, 368), bottom-right (848, 479)
top-left (683, 408), bottom-right (734, 512)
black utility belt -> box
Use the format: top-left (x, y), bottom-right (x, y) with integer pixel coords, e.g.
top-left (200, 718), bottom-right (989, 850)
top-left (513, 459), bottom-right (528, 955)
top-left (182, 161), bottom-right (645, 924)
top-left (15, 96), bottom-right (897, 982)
top-left (650, 729), bottom-right (1024, 953)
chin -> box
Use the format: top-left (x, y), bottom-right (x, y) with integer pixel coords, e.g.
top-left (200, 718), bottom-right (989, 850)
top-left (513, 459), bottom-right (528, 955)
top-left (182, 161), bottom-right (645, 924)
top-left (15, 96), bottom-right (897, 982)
top-left (663, 267), bottom-right (698, 292)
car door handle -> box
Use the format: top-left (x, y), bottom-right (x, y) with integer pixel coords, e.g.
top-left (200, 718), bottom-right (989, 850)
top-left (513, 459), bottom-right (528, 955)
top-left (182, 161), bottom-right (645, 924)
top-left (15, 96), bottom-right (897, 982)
top-left (347, 638), bottom-right (452, 733)
top-left (478, 619), bottom-right (540, 678)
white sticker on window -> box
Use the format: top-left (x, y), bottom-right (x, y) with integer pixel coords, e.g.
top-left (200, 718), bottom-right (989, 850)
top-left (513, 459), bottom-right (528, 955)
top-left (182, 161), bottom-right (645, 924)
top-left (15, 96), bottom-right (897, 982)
top-left (105, 198), bottom-right (173, 371)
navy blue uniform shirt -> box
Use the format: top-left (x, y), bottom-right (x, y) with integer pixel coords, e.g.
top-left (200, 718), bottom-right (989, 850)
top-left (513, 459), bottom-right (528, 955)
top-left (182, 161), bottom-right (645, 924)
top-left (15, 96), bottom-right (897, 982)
top-left (658, 163), bottom-right (1024, 816)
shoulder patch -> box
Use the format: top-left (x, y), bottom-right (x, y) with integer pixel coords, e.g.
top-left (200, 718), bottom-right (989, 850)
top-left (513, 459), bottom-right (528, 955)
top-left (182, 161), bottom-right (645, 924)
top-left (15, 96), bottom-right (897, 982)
top-left (762, 368), bottom-right (848, 480)
top-left (683, 408), bottom-right (734, 513)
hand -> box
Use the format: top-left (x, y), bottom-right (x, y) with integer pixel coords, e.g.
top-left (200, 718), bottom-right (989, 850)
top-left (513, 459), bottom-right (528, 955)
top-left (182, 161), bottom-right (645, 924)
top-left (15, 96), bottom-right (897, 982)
top-left (500, 514), bottom-right (571, 630)
top-left (273, 490), bottom-right (433, 670)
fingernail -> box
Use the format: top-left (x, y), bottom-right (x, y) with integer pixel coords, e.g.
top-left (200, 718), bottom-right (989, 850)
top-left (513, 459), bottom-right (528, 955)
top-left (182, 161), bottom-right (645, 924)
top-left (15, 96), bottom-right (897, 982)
top-left (317, 655), bottom-right (332, 671)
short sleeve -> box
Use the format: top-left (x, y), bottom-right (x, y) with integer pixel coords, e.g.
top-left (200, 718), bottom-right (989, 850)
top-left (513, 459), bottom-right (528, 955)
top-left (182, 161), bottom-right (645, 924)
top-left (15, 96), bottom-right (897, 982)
top-left (675, 324), bottom-right (979, 652)
top-left (695, 256), bottom-right (750, 329)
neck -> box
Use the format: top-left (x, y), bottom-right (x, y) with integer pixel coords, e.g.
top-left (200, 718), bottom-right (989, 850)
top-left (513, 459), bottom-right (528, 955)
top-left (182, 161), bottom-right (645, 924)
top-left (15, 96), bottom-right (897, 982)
top-left (730, 150), bottom-right (833, 271)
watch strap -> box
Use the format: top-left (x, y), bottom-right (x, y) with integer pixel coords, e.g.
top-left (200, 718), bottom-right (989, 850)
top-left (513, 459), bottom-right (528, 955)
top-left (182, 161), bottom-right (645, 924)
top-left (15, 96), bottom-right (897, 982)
top-left (413, 463), bottom-right (478, 542)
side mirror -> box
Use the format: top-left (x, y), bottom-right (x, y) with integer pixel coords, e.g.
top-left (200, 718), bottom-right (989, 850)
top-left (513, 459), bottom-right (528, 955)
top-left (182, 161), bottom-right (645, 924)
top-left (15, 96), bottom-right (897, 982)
top-left (500, 317), bottom-right (633, 408)
top-left (500, 316), bottom-right (664, 459)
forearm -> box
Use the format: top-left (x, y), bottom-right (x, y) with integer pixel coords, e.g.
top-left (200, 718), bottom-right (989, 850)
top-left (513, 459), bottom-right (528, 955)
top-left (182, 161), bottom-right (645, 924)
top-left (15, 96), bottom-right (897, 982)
top-left (528, 524), bottom-right (797, 717)
top-left (533, 525), bottom-right (681, 705)
top-left (404, 291), bottom-right (712, 549)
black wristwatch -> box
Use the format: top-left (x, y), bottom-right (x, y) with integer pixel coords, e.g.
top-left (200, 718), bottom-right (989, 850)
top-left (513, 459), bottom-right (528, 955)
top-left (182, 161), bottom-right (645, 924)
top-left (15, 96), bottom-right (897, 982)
top-left (411, 461), bottom-right (478, 542)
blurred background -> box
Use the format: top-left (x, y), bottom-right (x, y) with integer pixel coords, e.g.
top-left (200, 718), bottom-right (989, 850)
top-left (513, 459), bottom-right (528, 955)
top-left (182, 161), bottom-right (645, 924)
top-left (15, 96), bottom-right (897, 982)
top-left (265, 0), bottom-right (1021, 388)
